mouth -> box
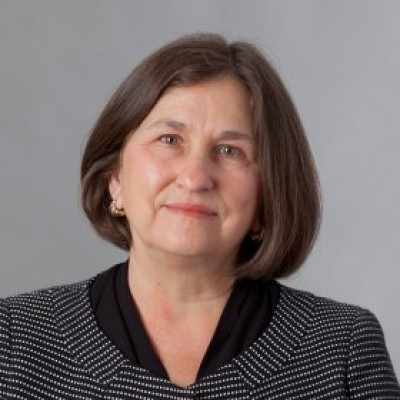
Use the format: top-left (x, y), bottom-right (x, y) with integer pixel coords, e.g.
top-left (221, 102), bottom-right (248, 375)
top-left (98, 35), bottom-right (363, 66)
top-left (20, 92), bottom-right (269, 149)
top-left (163, 203), bottom-right (218, 218)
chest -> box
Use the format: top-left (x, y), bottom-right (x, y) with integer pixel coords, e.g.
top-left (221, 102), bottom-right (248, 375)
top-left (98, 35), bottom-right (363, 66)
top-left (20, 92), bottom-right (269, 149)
top-left (142, 316), bottom-right (219, 387)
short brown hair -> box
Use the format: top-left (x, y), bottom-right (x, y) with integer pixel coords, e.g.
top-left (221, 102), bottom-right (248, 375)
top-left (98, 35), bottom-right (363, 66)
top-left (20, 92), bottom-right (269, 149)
top-left (81, 33), bottom-right (321, 279)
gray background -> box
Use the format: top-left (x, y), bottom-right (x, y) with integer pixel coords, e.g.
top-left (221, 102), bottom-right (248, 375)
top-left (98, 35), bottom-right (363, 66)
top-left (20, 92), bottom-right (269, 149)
top-left (0, 0), bottom-right (399, 377)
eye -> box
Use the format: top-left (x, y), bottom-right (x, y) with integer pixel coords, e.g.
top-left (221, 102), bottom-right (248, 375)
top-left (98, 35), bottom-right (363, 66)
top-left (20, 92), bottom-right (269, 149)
top-left (159, 134), bottom-right (182, 146)
top-left (215, 144), bottom-right (243, 158)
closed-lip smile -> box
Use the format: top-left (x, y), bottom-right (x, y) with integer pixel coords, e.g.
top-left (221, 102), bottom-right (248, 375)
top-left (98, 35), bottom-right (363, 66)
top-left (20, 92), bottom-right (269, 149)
top-left (163, 203), bottom-right (218, 218)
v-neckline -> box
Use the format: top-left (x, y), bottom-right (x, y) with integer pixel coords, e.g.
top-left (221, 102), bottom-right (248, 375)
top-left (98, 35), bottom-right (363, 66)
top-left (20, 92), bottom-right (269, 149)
top-left (53, 272), bottom-right (315, 392)
top-left (114, 262), bottom-right (279, 381)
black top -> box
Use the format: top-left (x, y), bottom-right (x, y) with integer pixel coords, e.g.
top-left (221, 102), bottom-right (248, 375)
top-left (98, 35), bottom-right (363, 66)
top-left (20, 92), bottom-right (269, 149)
top-left (90, 261), bottom-right (280, 380)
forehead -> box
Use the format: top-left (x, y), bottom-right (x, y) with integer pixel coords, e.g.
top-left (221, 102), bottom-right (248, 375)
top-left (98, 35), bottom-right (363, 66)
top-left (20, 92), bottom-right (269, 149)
top-left (141, 76), bottom-right (253, 129)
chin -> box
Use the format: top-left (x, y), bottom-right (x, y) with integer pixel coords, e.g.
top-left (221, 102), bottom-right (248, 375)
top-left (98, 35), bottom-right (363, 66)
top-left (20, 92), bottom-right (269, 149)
top-left (157, 237), bottom-right (219, 259)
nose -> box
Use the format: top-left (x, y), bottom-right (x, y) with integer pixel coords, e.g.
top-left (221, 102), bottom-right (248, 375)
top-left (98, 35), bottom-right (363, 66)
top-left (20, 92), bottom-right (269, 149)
top-left (175, 154), bottom-right (215, 192)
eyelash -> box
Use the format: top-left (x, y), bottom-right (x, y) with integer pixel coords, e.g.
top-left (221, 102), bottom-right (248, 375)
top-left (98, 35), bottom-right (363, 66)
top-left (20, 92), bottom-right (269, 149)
top-left (158, 134), bottom-right (247, 160)
top-left (215, 144), bottom-right (244, 158)
top-left (159, 134), bottom-right (182, 146)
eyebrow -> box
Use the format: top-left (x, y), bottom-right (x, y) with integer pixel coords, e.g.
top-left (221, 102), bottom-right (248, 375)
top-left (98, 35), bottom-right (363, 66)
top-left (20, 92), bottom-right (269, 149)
top-left (149, 118), bottom-right (253, 141)
top-left (149, 118), bottom-right (186, 131)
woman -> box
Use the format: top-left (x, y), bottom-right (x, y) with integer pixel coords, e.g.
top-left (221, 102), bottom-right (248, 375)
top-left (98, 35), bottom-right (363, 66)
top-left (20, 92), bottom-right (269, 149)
top-left (1, 33), bottom-right (399, 399)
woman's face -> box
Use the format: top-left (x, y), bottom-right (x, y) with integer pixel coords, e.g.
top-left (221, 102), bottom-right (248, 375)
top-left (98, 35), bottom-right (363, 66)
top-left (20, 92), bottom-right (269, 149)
top-left (109, 76), bottom-right (259, 265)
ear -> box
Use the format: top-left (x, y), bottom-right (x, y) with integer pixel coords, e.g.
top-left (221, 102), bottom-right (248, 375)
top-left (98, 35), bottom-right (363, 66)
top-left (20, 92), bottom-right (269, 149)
top-left (108, 169), bottom-right (123, 208)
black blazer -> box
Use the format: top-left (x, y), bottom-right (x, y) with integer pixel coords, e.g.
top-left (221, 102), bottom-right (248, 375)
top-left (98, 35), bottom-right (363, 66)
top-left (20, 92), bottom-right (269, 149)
top-left (0, 276), bottom-right (399, 399)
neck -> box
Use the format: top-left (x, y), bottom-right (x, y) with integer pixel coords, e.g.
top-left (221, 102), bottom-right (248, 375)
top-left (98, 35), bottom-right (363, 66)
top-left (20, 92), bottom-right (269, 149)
top-left (126, 247), bottom-right (237, 389)
top-left (127, 246), bottom-right (236, 309)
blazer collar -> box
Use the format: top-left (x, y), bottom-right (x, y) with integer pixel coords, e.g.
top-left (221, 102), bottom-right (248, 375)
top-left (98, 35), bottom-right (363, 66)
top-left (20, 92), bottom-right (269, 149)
top-left (232, 285), bottom-right (315, 387)
top-left (53, 275), bottom-right (315, 390)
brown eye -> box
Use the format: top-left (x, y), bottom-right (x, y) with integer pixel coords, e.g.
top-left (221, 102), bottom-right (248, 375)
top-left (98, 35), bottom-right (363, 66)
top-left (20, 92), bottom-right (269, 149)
top-left (160, 134), bottom-right (181, 146)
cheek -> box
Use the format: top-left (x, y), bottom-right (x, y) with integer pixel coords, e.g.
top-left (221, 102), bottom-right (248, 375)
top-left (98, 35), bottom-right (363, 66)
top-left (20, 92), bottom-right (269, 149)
top-left (120, 151), bottom-right (171, 204)
top-left (244, 169), bottom-right (259, 201)
top-left (227, 172), bottom-right (259, 216)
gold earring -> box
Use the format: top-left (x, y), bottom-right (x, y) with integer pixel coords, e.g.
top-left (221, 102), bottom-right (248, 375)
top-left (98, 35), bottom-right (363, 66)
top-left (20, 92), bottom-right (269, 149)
top-left (251, 230), bottom-right (264, 242)
top-left (109, 200), bottom-right (125, 217)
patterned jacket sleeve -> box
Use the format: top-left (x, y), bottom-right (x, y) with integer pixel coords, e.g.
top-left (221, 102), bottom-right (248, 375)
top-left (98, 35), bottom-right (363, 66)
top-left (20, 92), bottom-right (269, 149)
top-left (347, 308), bottom-right (400, 399)
top-left (0, 299), bottom-right (10, 395)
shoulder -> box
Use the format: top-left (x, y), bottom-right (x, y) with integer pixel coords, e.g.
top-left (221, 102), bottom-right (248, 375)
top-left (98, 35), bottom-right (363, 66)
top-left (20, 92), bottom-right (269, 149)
top-left (0, 278), bottom-right (94, 390)
top-left (232, 283), bottom-right (399, 396)
top-left (2, 278), bottom-right (91, 311)
top-left (277, 284), bottom-right (399, 395)
top-left (276, 284), bottom-right (389, 357)
top-left (0, 263), bottom-right (123, 339)
top-left (0, 278), bottom-right (93, 339)
top-left (279, 283), bottom-right (377, 326)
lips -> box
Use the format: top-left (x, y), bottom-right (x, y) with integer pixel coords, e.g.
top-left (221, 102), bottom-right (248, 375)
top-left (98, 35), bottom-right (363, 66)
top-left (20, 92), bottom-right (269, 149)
top-left (163, 203), bottom-right (217, 217)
